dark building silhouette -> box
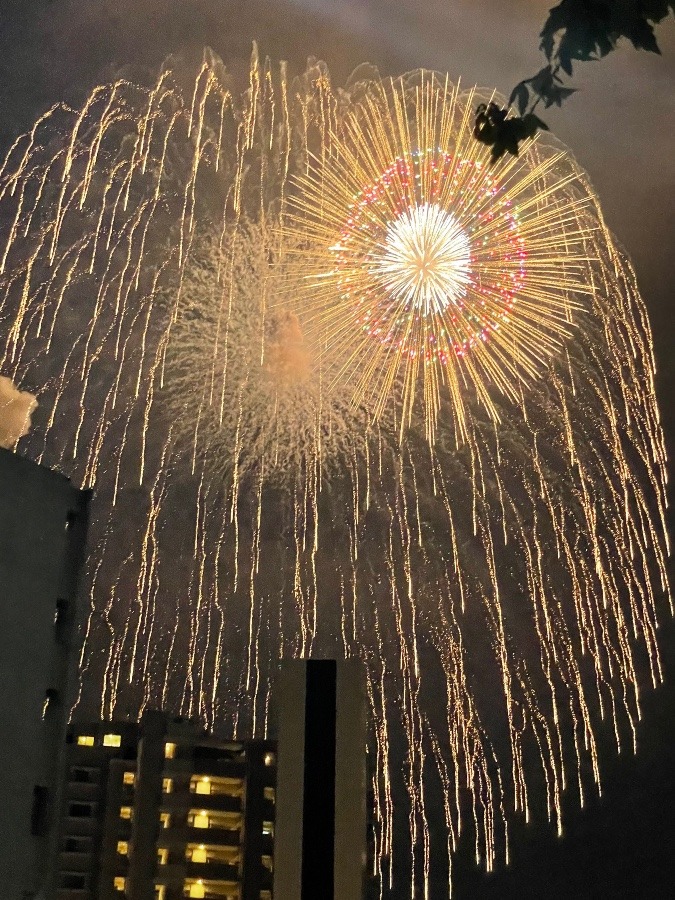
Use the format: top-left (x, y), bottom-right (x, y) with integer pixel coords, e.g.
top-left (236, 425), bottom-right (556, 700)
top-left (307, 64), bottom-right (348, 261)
top-left (273, 659), bottom-right (367, 900)
top-left (0, 448), bottom-right (91, 900)
top-left (54, 712), bottom-right (276, 900)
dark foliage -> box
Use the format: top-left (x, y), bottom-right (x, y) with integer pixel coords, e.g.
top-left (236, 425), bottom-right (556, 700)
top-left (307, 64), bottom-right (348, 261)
top-left (476, 0), bottom-right (675, 162)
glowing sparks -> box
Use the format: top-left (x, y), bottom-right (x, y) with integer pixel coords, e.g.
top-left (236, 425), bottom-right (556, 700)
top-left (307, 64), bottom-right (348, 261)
top-left (0, 52), bottom-right (670, 900)
top-left (289, 78), bottom-right (591, 441)
top-left (373, 201), bottom-right (471, 317)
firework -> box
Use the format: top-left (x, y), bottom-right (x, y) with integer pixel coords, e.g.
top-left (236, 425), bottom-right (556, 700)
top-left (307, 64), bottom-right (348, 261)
top-left (0, 50), bottom-right (669, 897)
top-left (288, 73), bottom-right (589, 443)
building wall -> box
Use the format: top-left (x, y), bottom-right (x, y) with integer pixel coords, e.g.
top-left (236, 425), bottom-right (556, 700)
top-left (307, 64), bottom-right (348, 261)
top-left (54, 714), bottom-right (276, 900)
top-left (0, 449), bottom-right (91, 900)
top-left (273, 659), bottom-right (367, 900)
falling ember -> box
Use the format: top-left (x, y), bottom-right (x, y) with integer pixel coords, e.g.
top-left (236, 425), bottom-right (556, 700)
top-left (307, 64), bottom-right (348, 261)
top-left (0, 49), bottom-right (669, 898)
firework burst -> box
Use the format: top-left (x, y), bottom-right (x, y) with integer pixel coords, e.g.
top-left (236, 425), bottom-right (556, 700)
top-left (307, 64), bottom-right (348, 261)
top-left (0, 51), bottom-right (669, 897)
top-left (289, 73), bottom-right (591, 442)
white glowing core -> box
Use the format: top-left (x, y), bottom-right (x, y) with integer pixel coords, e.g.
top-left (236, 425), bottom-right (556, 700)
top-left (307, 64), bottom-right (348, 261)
top-left (373, 203), bottom-right (471, 316)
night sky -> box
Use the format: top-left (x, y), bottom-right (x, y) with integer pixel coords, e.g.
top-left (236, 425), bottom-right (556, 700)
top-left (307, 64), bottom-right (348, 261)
top-left (1, 2), bottom-right (674, 896)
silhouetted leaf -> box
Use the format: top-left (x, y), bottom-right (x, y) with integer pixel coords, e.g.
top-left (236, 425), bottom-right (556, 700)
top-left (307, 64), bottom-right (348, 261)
top-left (558, 48), bottom-right (574, 76)
top-left (521, 113), bottom-right (549, 136)
top-left (509, 81), bottom-right (530, 116)
top-left (475, 0), bottom-right (673, 159)
top-left (626, 18), bottom-right (661, 52)
top-left (529, 65), bottom-right (557, 97)
top-left (543, 86), bottom-right (577, 108)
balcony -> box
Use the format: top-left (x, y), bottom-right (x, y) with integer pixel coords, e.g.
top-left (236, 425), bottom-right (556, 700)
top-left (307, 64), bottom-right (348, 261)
top-left (185, 861), bottom-right (240, 881)
top-left (161, 826), bottom-right (241, 847)
top-left (57, 851), bottom-right (92, 873)
top-left (164, 759), bottom-right (247, 779)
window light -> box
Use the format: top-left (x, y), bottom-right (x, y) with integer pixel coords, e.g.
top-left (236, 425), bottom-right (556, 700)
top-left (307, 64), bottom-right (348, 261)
top-left (164, 742), bottom-right (176, 759)
top-left (194, 811), bottom-right (209, 829)
top-left (123, 772), bottom-right (135, 786)
top-left (103, 733), bottom-right (121, 748)
top-left (77, 735), bottom-right (95, 747)
top-left (120, 806), bottom-right (132, 820)
top-left (191, 845), bottom-right (207, 863)
top-left (194, 776), bottom-right (211, 795)
top-left (117, 841), bottom-right (128, 855)
top-left (113, 877), bottom-right (126, 892)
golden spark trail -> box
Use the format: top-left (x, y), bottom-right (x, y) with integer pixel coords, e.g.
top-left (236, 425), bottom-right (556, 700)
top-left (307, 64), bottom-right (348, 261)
top-left (0, 54), bottom-right (670, 899)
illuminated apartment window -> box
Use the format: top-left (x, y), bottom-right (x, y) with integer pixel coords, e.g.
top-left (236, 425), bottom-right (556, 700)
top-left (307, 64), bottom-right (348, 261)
top-left (162, 777), bottom-right (174, 794)
top-left (262, 821), bottom-right (274, 837)
top-left (160, 812), bottom-right (172, 829)
top-left (117, 841), bottom-right (129, 856)
top-left (123, 771), bottom-right (135, 786)
top-left (157, 847), bottom-right (169, 865)
top-left (190, 775), bottom-right (243, 798)
top-left (120, 806), bottom-right (133, 820)
top-left (194, 776), bottom-right (211, 795)
top-left (155, 887), bottom-right (167, 900)
top-left (77, 735), bottom-right (95, 747)
top-left (186, 882), bottom-right (205, 899)
top-left (190, 844), bottom-right (207, 863)
top-left (264, 752), bottom-right (275, 767)
top-left (261, 854), bottom-right (273, 872)
top-left (188, 809), bottom-right (242, 832)
top-left (103, 733), bottom-right (121, 748)
top-left (193, 811), bottom-right (209, 829)
top-left (186, 844), bottom-right (240, 866)
top-left (164, 742), bottom-right (177, 759)
top-left (263, 787), bottom-right (275, 803)
top-left (114, 877), bottom-right (126, 892)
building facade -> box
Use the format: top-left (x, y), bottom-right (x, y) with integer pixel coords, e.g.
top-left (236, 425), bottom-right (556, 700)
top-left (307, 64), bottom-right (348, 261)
top-left (273, 659), bottom-right (367, 900)
top-left (0, 449), bottom-right (91, 900)
top-left (54, 712), bottom-right (276, 900)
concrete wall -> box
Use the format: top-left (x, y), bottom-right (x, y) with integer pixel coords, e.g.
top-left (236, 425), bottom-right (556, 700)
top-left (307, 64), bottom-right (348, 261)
top-left (0, 449), bottom-right (90, 900)
top-left (273, 658), bottom-right (367, 900)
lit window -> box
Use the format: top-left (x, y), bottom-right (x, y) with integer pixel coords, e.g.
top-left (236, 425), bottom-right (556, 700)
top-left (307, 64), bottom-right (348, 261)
top-left (120, 806), bottom-right (132, 820)
top-left (264, 752), bottom-right (275, 767)
top-left (162, 777), bottom-right (173, 794)
top-left (187, 882), bottom-right (205, 899)
top-left (193, 811), bottom-right (209, 829)
top-left (123, 772), bottom-right (135, 786)
top-left (155, 887), bottom-right (167, 900)
top-left (160, 812), bottom-right (171, 829)
top-left (188, 809), bottom-right (241, 831)
top-left (262, 854), bottom-right (273, 872)
top-left (191, 845), bottom-right (207, 863)
top-left (103, 733), bottom-right (121, 748)
top-left (114, 877), bottom-right (126, 892)
top-left (164, 742), bottom-right (176, 759)
top-left (157, 847), bottom-right (169, 865)
top-left (77, 735), bottom-right (95, 747)
top-left (264, 786), bottom-right (275, 803)
top-left (186, 844), bottom-right (240, 866)
top-left (117, 841), bottom-right (128, 856)
top-left (260, 892), bottom-right (272, 900)
top-left (194, 777), bottom-right (211, 795)
top-left (262, 820), bottom-right (274, 837)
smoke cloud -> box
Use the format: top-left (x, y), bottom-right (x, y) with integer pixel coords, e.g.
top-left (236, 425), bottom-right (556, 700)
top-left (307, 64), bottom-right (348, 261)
top-left (0, 376), bottom-right (37, 449)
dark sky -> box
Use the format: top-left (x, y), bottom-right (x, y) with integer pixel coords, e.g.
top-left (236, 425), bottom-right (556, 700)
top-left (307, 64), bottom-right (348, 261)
top-left (1, 2), bottom-right (673, 897)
